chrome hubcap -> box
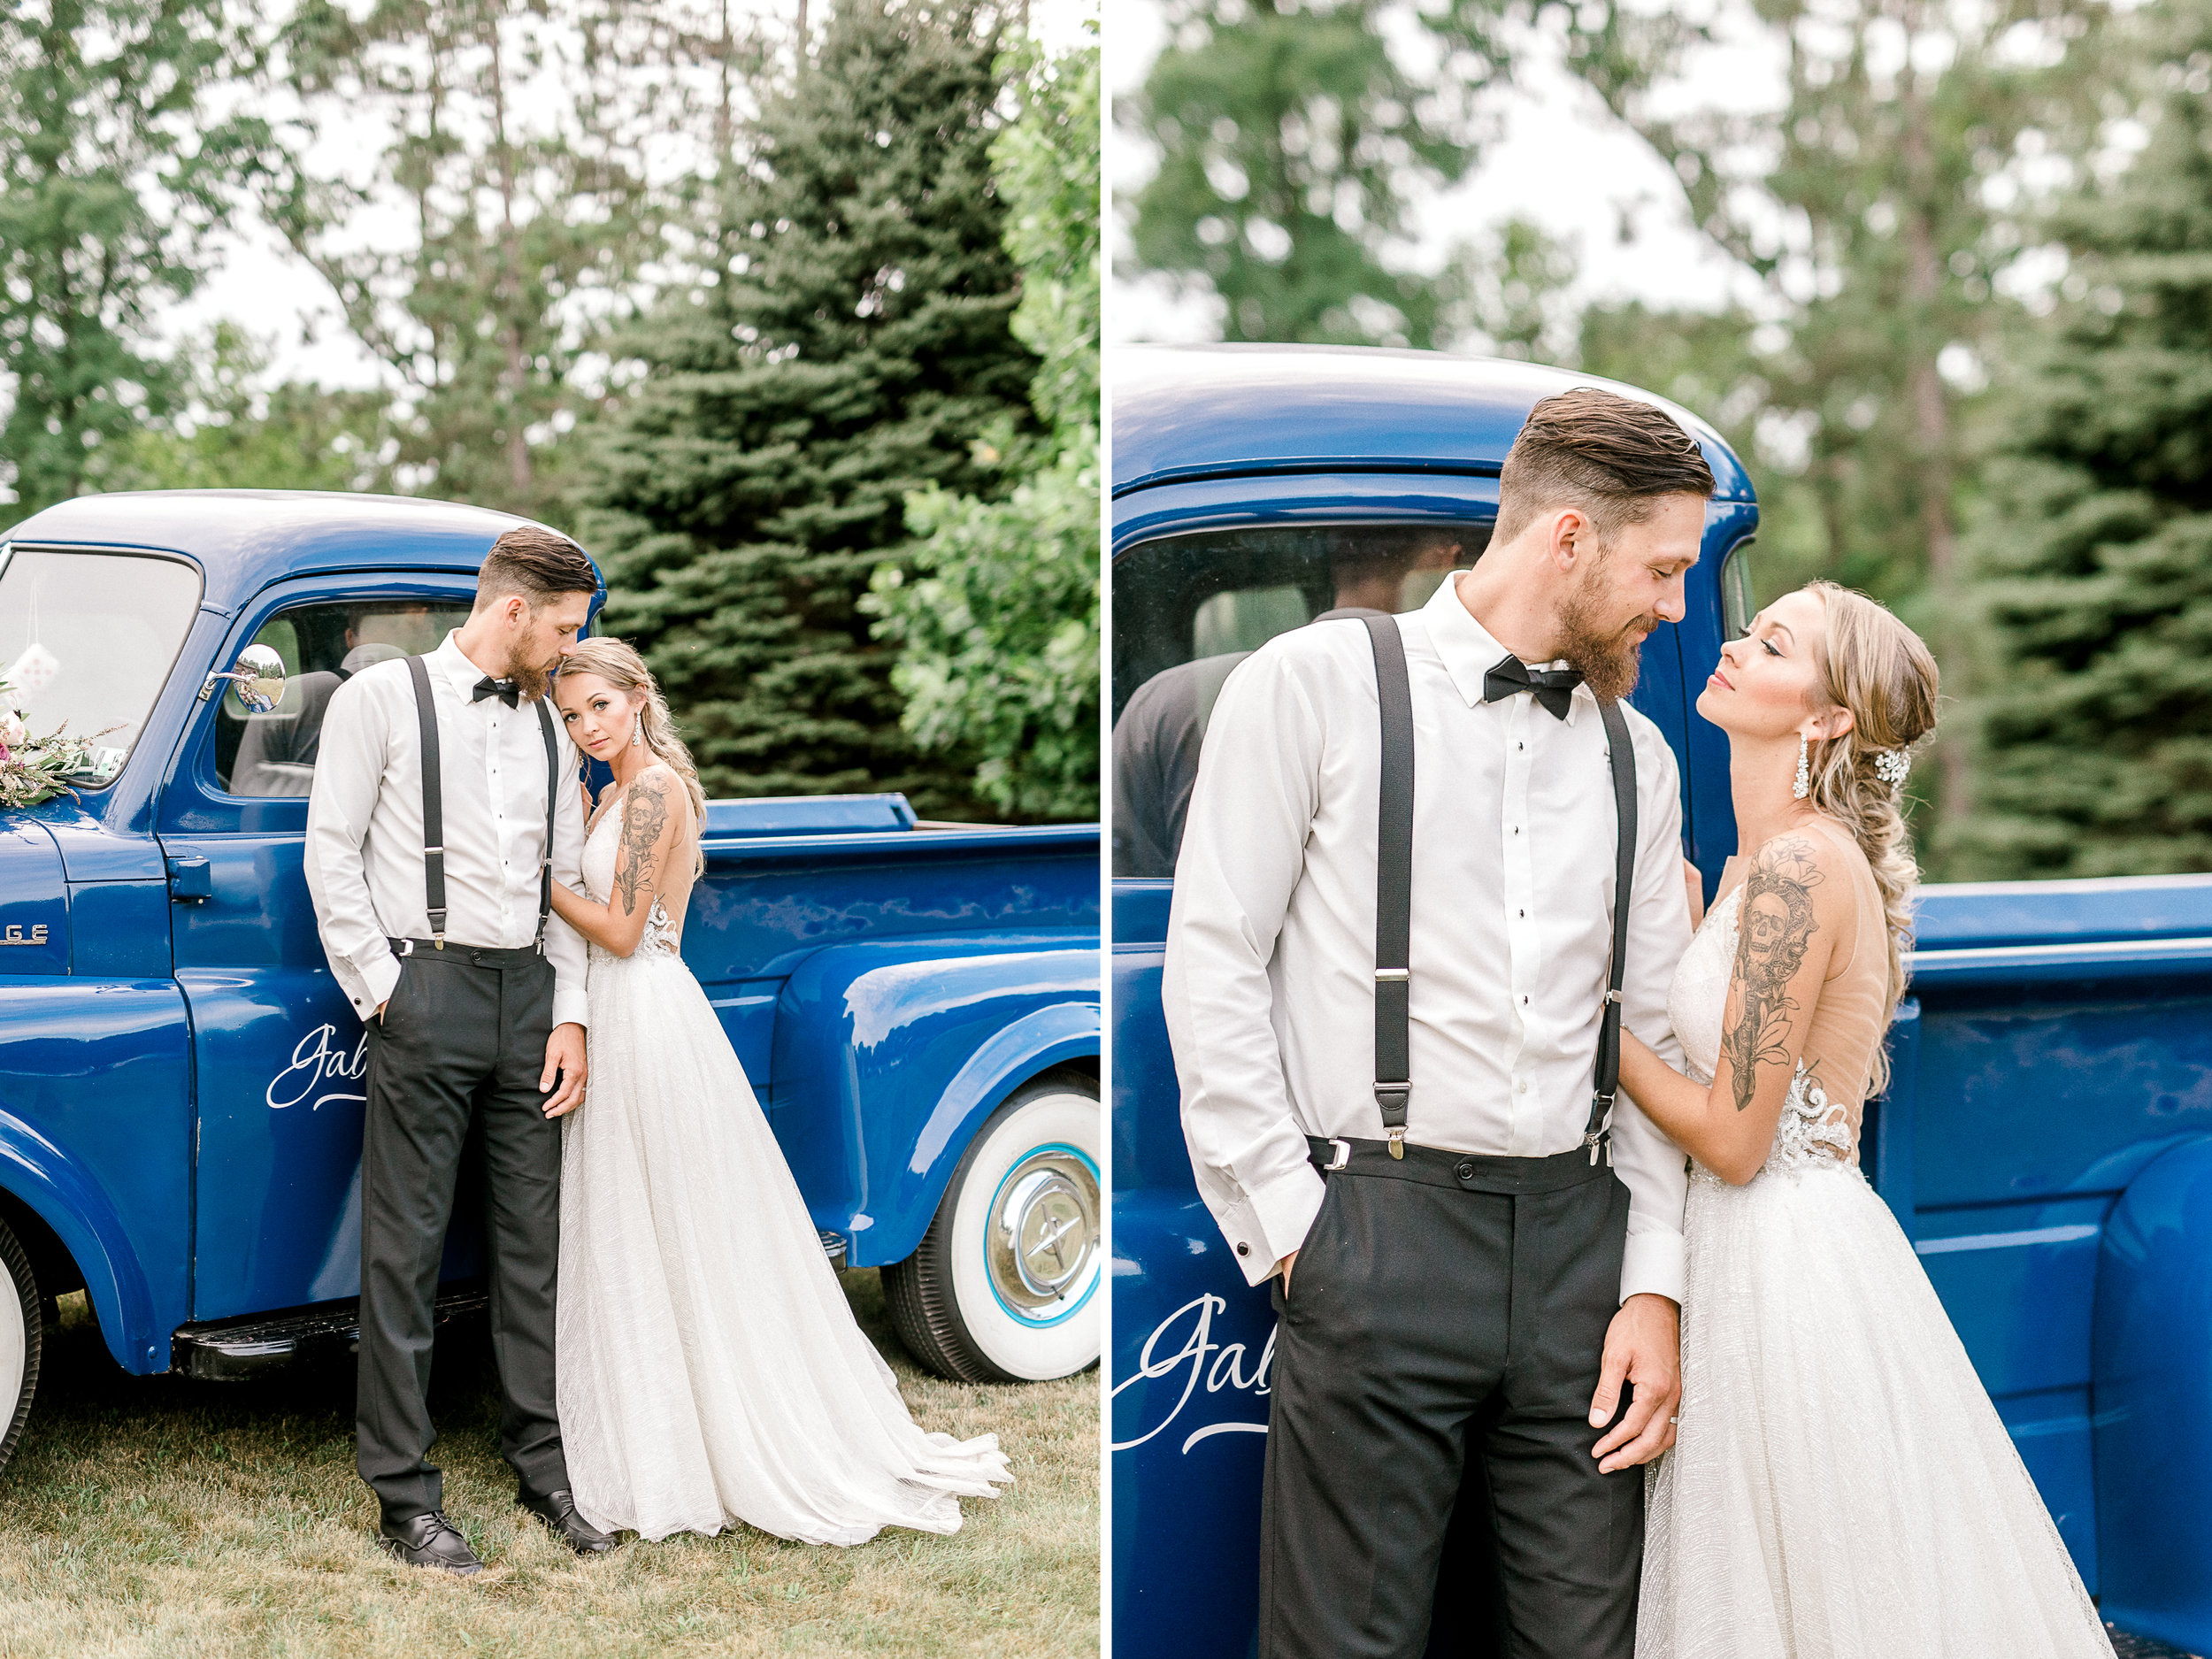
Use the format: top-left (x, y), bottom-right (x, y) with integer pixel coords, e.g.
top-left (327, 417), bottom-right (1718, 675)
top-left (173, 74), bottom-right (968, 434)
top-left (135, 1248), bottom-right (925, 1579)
top-left (988, 1148), bottom-right (1099, 1320)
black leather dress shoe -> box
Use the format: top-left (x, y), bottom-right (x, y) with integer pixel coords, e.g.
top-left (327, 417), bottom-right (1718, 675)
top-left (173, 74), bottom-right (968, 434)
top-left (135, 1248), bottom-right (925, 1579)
top-left (519, 1487), bottom-right (615, 1555)
top-left (379, 1509), bottom-right (484, 1574)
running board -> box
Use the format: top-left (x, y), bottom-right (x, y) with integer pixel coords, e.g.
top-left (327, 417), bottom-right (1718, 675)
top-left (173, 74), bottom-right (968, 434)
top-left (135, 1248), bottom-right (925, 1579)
top-left (172, 1284), bottom-right (491, 1382)
top-left (174, 1234), bottom-right (849, 1382)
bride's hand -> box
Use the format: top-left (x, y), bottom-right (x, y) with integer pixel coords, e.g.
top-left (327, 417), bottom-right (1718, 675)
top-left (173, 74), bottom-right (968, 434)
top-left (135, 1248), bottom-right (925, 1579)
top-left (1682, 856), bottom-right (1705, 929)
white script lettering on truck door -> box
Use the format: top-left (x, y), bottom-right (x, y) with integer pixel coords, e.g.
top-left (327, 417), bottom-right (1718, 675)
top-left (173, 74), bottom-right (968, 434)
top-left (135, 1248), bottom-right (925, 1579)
top-left (266, 1024), bottom-right (369, 1111)
top-left (1109, 1293), bottom-right (1275, 1455)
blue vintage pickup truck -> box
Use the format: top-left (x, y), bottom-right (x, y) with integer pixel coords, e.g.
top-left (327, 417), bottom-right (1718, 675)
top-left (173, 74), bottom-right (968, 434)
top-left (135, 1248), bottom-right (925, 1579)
top-left (0, 490), bottom-right (1100, 1479)
top-left (1109, 346), bottom-right (2212, 1656)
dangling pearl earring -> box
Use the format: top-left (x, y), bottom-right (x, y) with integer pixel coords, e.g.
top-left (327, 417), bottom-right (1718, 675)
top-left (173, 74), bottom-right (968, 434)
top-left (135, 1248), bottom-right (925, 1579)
top-left (630, 716), bottom-right (642, 750)
top-left (1793, 732), bottom-right (1811, 800)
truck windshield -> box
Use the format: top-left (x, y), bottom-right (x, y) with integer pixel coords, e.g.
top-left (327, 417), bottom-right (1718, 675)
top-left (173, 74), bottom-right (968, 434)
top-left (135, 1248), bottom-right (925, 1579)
top-left (0, 546), bottom-right (204, 787)
top-left (1112, 520), bottom-right (1490, 878)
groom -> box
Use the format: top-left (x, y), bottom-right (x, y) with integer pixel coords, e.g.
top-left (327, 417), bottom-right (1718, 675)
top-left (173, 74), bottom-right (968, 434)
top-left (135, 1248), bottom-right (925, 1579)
top-left (1165, 388), bottom-right (1714, 1657)
top-left (304, 526), bottom-right (613, 1571)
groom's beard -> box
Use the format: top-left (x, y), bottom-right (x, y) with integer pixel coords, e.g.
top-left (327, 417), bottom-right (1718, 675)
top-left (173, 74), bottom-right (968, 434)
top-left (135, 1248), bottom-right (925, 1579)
top-left (1555, 572), bottom-right (1657, 705)
top-left (502, 645), bottom-right (553, 704)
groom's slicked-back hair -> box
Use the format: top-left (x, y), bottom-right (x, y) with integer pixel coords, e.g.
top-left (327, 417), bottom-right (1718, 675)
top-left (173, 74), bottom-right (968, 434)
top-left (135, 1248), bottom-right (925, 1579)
top-left (1493, 388), bottom-right (1716, 549)
top-left (474, 526), bottom-right (600, 612)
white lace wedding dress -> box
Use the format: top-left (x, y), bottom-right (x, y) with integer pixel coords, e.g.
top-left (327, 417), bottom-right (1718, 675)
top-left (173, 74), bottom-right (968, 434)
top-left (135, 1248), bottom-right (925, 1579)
top-left (1639, 877), bottom-right (2114, 1658)
top-left (555, 795), bottom-right (1012, 1544)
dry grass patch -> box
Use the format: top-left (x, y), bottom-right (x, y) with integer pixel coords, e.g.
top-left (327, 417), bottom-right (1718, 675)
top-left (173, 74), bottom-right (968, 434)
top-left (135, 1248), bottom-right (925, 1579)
top-left (0, 1272), bottom-right (1095, 1658)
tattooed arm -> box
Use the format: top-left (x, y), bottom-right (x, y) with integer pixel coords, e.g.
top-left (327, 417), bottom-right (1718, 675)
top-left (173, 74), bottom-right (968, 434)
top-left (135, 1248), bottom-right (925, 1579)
top-left (1615, 833), bottom-right (1847, 1185)
top-left (547, 766), bottom-right (688, 957)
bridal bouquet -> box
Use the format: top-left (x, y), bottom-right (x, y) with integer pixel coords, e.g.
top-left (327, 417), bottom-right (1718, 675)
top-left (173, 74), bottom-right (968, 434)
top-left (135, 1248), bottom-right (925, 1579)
top-left (0, 676), bottom-right (109, 808)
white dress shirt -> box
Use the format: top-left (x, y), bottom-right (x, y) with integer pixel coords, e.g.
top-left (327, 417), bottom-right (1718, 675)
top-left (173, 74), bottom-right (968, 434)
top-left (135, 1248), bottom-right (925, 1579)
top-left (303, 630), bottom-right (590, 1032)
top-left (1164, 572), bottom-right (1694, 1302)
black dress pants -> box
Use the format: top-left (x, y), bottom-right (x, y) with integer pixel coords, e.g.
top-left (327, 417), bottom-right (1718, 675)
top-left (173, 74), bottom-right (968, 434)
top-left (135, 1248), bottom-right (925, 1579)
top-left (1260, 1139), bottom-right (1642, 1659)
top-left (357, 945), bottom-right (569, 1519)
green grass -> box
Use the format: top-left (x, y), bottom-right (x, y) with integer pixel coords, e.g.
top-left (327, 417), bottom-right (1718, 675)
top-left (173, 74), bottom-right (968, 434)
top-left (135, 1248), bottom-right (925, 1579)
top-left (0, 1273), bottom-right (1097, 1658)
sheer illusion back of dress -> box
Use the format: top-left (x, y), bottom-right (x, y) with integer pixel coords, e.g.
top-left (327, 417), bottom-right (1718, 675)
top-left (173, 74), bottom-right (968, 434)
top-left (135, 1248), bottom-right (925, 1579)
top-left (1666, 818), bottom-right (1889, 1179)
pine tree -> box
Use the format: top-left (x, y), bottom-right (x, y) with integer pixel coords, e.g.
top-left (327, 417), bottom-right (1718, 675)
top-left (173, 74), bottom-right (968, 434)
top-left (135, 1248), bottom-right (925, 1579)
top-left (867, 30), bottom-right (1100, 822)
top-left (1950, 7), bottom-right (2212, 879)
top-left (580, 0), bottom-right (1033, 814)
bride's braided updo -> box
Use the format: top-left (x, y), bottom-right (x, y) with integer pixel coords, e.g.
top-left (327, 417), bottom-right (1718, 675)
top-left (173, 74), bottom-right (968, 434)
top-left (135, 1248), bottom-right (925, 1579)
top-left (556, 636), bottom-right (707, 877)
top-left (1798, 580), bottom-right (1939, 1089)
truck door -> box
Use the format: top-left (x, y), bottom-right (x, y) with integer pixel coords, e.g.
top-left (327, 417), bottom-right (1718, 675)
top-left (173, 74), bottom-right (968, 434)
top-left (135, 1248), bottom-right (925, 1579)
top-left (157, 578), bottom-right (476, 1322)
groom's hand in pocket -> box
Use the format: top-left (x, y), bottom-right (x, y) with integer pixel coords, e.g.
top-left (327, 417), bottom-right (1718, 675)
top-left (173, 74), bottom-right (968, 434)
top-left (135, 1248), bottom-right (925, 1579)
top-left (541, 1022), bottom-right (588, 1118)
top-left (1590, 1292), bottom-right (1681, 1473)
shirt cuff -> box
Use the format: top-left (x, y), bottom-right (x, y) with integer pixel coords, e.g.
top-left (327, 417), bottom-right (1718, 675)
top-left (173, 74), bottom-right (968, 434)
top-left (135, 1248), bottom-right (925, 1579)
top-left (1216, 1161), bottom-right (1327, 1288)
top-left (1619, 1228), bottom-right (1686, 1308)
top-left (552, 985), bottom-right (590, 1033)
top-left (354, 950), bottom-right (402, 1018)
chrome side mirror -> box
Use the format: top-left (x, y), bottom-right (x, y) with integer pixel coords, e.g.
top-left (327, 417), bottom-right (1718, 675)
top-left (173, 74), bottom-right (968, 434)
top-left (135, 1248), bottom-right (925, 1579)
top-left (200, 643), bottom-right (288, 713)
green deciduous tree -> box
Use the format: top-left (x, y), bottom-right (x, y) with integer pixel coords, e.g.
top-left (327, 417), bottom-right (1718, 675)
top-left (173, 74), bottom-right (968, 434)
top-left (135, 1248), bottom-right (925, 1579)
top-left (1952, 5), bottom-right (2212, 878)
top-left (1123, 0), bottom-right (1497, 346)
top-left (580, 0), bottom-right (1035, 815)
top-left (0, 0), bottom-right (277, 514)
top-left (868, 30), bottom-right (1101, 822)
top-left (265, 0), bottom-right (672, 519)
top-left (1119, 1), bottom-right (1702, 348)
top-left (1578, 0), bottom-right (2113, 833)
top-left (111, 324), bottom-right (397, 494)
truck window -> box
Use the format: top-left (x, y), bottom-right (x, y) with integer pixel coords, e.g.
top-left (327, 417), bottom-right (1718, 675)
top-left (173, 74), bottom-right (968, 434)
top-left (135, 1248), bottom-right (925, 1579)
top-left (1112, 520), bottom-right (1488, 878)
top-left (0, 545), bottom-right (202, 787)
top-left (218, 600), bottom-right (470, 796)
top-left (1721, 536), bottom-right (1756, 639)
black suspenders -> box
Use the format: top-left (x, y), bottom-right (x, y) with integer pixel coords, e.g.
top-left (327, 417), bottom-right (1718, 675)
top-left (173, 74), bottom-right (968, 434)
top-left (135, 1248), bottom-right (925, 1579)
top-left (403, 657), bottom-right (559, 952)
top-left (1363, 616), bottom-right (1417, 1157)
top-left (405, 657), bottom-right (449, 948)
top-left (1360, 615), bottom-right (1639, 1164)
top-left (536, 699), bottom-right (557, 944)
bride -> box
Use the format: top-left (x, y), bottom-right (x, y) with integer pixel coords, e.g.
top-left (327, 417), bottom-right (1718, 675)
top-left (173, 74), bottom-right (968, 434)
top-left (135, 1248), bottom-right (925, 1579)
top-left (1621, 582), bottom-right (2112, 1656)
top-left (541, 636), bottom-right (1011, 1546)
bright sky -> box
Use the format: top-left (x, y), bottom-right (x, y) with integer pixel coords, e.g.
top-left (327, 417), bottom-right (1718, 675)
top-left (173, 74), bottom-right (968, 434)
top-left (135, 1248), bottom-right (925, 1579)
top-left (1104, 0), bottom-right (1786, 346)
top-left (173, 0), bottom-right (1100, 392)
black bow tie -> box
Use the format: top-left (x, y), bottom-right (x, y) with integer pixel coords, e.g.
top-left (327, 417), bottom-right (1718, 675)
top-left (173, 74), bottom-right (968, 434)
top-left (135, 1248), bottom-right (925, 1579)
top-left (1482, 654), bottom-right (1583, 720)
top-left (472, 676), bottom-right (519, 709)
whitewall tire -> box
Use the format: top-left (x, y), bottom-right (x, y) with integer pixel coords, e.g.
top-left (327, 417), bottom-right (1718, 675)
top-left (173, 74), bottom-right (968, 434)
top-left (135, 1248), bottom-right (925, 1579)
top-left (884, 1074), bottom-right (1101, 1384)
top-left (0, 1216), bottom-right (40, 1481)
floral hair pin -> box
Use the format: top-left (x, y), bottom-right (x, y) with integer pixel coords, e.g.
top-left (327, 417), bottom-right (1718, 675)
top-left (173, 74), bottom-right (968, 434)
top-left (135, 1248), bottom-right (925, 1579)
top-left (1874, 748), bottom-right (1910, 788)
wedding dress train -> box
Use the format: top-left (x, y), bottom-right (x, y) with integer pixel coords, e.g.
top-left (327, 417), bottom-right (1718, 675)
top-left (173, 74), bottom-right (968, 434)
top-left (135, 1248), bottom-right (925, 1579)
top-left (1638, 860), bottom-right (2112, 1657)
top-left (555, 795), bottom-right (1012, 1544)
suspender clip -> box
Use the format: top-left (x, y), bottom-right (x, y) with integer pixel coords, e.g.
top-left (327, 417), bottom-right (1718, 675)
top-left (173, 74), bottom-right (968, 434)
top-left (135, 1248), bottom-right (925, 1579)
top-left (1603, 988), bottom-right (1622, 1004)
top-left (1374, 1082), bottom-right (1409, 1157)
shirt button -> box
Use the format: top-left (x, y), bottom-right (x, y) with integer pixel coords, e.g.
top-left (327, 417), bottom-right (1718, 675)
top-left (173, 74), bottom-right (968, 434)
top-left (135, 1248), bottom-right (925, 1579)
top-left (1519, 909), bottom-right (1525, 918)
top-left (1517, 742), bottom-right (1525, 751)
top-left (1235, 1241), bottom-right (1250, 1257)
top-left (1512, 826), bottom-right (1519, 835)
top-left (1517, 1080), bottom-right (1527, 1093)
